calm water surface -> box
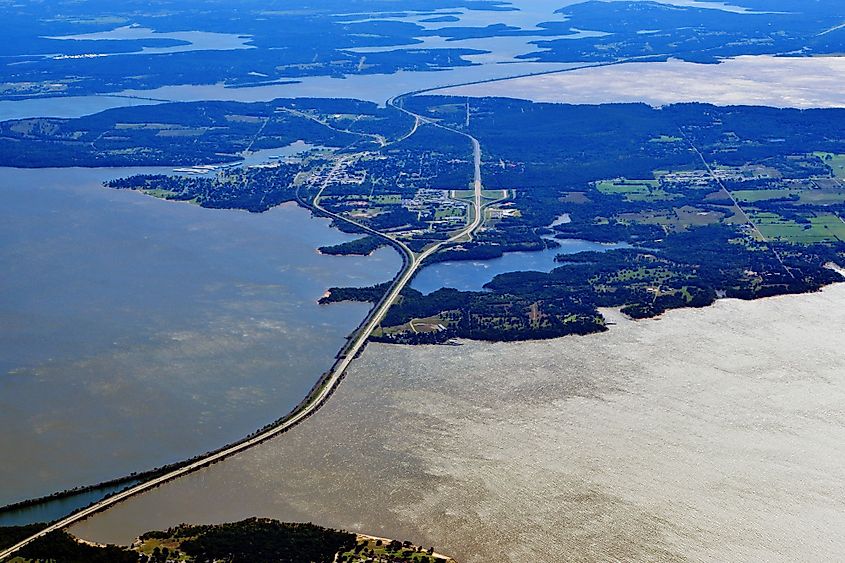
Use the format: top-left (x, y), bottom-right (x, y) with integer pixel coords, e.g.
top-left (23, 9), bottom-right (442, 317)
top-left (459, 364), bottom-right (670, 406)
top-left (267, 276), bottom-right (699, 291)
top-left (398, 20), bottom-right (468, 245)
top-left (412, 238), bottom-right (631, 294)
top-left (0, 167), bottom-right (401, 506)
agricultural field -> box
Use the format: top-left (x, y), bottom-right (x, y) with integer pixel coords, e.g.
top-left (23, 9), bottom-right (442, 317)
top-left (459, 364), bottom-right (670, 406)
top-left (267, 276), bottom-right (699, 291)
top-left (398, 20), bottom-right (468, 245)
top-left (750, 211), bottom-right (845, 244)
top-left (815, 152), bottom-right (845, 179)
top-left (617, 205), bottom-right (724, 232)
top-left (595, 178), bottom-right (679, 202)
top-left (731, 188), bottom-right (797, 203)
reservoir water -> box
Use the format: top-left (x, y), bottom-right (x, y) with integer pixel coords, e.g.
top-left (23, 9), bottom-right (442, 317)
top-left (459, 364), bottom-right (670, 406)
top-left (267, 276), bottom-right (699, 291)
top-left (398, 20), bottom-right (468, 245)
top-left (412, 238), bottom-right (631, 294)
top-left (0, 167), bottom-right (401, 507)
top-left (71, 285), bottom-right (845, 562)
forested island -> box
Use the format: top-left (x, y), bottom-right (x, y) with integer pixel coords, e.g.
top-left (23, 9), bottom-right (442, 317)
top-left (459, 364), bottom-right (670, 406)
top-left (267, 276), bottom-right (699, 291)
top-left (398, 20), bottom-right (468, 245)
top-left (319, 236), bottom-right (388, 256)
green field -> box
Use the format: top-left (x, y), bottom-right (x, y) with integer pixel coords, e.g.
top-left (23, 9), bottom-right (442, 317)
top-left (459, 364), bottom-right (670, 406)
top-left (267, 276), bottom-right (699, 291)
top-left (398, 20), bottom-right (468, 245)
top-left (814, 152), bottom-right (845, 179)
top-left (731, 188), bottom-right (796, 203)
top-left (751, 211), bottom-right (845, 243)
top-left (618, 206), bottom-right (724, 232)
top-left (141, 188), bottom-right (178, 198)
top-left (596, 178), bottom-right (678, 202)
top-left (732, 185), bottom-right (845, 205)
top-left (797, 189), bottom-right (845, 204)
top-left (434, 207), bottom-right (464, 219)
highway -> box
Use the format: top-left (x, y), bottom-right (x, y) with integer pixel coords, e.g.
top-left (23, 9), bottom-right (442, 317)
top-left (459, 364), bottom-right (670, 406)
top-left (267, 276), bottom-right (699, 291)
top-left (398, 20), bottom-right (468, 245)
top-left (0, 100), bottom-right (484, 562)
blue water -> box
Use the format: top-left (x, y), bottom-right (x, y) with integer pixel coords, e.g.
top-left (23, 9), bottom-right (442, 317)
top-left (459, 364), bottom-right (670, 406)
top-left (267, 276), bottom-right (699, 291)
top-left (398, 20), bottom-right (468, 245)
top-left (0, 167), bottom-right (401, 511)
top-left (412, 238), bottom-right (631, 294)
top-left (0, 482), bottom-right (140, 527)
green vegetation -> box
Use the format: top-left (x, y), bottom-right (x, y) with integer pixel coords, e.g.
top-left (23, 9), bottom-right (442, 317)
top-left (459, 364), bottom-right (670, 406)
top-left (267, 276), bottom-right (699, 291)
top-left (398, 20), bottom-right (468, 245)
top-left (139, 519), bottom-right (355, 563)
top-left (8, 530), bottom-right (138, 563)
top-left (731, 188), bottom-right (797, 203)
top-left (751, 211), bottom-right (845, 244)
top-left (0, 524), bottom-right (45, 551)
top-left (371, 194), bottom-right (402, 204)
top-left (814, 152), bottom-right (845, 179)
top-left (338, 536), bottom-right (454, 563)
top-left (0, 519), bottom-right (454, 563)
top-left (595, 178), bottom-right (678, 202)
top-left (318, 236), bottom-right (387, 256)
top-left (370, 96), bottom-right (845, 343)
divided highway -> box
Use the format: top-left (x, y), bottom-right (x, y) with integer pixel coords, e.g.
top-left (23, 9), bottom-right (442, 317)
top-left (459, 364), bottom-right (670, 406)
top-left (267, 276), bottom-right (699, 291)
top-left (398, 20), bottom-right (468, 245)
top-left (0, 101), bottom-right (484, 562)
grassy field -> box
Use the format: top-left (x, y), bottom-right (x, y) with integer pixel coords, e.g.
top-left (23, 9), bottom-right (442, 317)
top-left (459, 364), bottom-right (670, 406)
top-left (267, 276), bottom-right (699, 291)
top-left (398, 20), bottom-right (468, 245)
top-left (750, 211), bottom-right (845, 243)
top-left (814, 151), bottom-right (845, 179)
top-left (617, 206), bottom-right (723, 232)
top-left (731, 188), bottom-right (796, 203)
top-left (376, 314), bottom-right (451, 337)
top-left (732, 185), bottom-right (845, 205)
top-left (435, 206), bottom-right (465, 219)
top-left (141, 188), bottom-right (178, 198)
top-left (797, 189), bottom-right (845, 204)
top-left (596, 178), bottom-right (678, 202)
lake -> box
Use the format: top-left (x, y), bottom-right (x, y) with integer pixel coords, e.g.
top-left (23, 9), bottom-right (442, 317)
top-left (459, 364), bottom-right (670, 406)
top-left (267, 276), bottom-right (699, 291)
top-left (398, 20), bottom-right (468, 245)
top-left (0, 167), bottom-right (401, 507)
top-left (412, 238), bottom-right (631, 294)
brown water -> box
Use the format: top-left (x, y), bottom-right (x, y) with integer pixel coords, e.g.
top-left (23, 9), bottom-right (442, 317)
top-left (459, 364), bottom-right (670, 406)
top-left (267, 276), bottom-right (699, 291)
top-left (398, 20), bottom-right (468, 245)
top-left (72, 283), bottom-right (845, 561)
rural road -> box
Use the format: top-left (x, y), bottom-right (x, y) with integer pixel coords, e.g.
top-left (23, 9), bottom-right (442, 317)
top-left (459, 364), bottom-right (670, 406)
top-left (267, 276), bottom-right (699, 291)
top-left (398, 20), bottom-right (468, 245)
top-left (0, 98), bottom-right (484, 562)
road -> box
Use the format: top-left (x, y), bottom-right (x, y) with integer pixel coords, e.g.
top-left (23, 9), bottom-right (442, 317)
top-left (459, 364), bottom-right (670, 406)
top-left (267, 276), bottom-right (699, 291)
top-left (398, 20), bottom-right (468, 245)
top-left (0, 99), bottom-right (484, 562)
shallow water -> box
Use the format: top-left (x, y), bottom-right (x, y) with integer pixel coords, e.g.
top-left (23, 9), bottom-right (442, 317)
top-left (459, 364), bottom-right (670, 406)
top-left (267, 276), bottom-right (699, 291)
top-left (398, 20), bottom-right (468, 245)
top-left (0, 167), bottom-right (401, 506)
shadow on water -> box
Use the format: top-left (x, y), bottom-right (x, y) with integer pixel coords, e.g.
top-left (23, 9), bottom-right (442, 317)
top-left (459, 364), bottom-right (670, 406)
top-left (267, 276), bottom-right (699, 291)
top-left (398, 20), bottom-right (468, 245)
top-left (0, 481), bottom-right (140, 527)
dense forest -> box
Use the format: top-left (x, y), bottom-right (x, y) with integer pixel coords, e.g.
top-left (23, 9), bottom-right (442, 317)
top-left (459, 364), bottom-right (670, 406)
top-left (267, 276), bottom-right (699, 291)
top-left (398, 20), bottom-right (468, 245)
top-left (319, 236), bottom-right (388, 256)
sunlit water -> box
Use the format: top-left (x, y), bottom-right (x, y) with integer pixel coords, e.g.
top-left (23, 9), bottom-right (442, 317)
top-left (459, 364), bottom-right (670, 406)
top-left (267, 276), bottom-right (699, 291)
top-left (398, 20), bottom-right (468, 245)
top-left (72, 283), bottom-right (845, 561)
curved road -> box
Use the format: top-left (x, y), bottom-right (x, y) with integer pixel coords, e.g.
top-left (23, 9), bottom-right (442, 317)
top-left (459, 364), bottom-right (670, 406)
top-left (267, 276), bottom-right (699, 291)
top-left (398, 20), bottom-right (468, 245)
top-left (0, 100), bottom-right (483, 562)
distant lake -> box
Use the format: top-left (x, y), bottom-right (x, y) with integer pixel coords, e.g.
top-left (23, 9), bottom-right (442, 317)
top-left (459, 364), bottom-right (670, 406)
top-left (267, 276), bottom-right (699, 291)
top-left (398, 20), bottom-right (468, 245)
top-left (0, 167), bottom-right (401, 507)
